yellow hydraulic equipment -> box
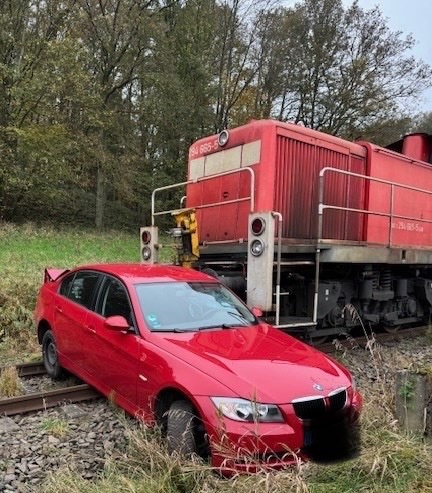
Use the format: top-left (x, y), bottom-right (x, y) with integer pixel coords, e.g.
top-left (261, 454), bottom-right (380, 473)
top-left (172, 209), bottom-right (200, 268)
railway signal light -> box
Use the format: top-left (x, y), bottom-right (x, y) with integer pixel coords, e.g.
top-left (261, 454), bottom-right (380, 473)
top-left (140, 226), bottom-right (159, 264)
top-left (247, 212), bottom-right (275, 311)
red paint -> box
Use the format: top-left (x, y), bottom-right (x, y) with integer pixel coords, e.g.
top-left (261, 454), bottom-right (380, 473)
top-left (361, 142), bottom-right (432, 247)
top-left (35, 263), bottom-right (361, 471)
top-left (187, 120), bottom-right (367, 242)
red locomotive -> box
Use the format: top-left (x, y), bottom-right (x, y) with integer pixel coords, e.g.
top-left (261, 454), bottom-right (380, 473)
top-left (141, 119), bottom-right (432, 340)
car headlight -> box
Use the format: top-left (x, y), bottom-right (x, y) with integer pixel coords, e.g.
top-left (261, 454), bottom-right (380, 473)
top-left (211, 397), bottom-right (284, 423)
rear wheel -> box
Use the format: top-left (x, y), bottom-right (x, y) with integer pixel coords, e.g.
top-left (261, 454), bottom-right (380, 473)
top-left (166, 400), bottom-right (199, 457)
top-left (42, 330), bottom-right (64, 379)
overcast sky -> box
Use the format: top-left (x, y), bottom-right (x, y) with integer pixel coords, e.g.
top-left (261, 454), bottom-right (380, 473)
top-left (344, 0), bottom-right (432, 111)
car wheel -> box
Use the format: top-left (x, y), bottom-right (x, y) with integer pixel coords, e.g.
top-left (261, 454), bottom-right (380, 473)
top-left (42, 330), bottom-right (64, 379)
top-left (166, 400), bottom-right (198, 457)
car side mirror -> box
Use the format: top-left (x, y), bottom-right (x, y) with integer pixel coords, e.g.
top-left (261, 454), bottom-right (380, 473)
top-left (104, 315), bottom-right (130, 331)
top-left (251, 307), bottom-right (263, 317)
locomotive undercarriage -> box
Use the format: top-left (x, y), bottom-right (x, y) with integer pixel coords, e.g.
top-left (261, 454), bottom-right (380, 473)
top-left (286, 264), bottom-right (432, 333)
top-left (196, 248), bottom-right (432, 338)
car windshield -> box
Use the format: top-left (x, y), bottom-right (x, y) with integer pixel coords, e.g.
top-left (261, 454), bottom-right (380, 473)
top-left (135, 281), bottom-right (257, 332)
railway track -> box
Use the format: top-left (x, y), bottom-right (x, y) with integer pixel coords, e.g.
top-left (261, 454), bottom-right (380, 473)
top-left (317, 324), bottom-right (427, 353)
top-left (0, 325), bottom-right (427, 417)
top-left (0, 362), bottom-right (100, 416)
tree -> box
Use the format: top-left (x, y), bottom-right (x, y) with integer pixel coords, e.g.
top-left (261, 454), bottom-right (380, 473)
top-left (74, 0), bottom-right (158, 228)
top-left (248, 0), bottom-right (431, 139)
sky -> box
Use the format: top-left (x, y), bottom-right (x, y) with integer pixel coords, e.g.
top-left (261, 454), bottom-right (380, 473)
top-left (344, 0), bottom-right (432, 112)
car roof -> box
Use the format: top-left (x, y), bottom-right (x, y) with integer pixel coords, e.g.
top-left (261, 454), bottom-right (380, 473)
top-left (73, 263), bottom-right (215, 284)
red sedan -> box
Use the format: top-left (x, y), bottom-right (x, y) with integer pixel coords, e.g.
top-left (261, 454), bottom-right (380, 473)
top-left (35, 263), bottom-right (361, 472)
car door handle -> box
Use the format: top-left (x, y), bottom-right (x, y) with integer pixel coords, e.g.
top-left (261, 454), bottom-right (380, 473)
top-left (55, 306), bottom-right (63, 313)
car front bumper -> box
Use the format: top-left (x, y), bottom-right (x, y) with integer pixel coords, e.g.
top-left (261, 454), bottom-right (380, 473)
top-left (194, 390), bottom-right (362, 473)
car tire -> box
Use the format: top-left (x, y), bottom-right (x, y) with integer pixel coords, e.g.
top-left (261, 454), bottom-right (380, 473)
top-left (42, 330), bottom-right (64, 379)
top-left (166, 400), bottom-right (198, 457)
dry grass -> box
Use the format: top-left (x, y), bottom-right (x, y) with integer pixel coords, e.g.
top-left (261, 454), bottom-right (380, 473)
top-left (41, 417), bottom-right (70, 438)
top-left (0, 366), bottom-right (24, 397)
top-left (42, 423), bottom-right (311, 493)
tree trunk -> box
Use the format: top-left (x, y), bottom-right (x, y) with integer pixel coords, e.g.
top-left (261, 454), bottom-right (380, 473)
top-left (95, 166), bottom-right (106, 229)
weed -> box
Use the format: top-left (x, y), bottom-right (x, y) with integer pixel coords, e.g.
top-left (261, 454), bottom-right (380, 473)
top-left (398, 373), bottom-right (416, 401)
top-left (0, 366), bottom-right (23, 397)
top-left (41, 417), bottom-right (70, 438)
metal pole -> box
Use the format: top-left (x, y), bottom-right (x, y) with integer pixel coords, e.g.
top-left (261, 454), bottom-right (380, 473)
top-left (272, 212), bottom-right (283, 326)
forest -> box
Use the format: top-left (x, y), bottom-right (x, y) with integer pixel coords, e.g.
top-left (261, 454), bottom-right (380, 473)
top-left (0, 0), bottom-right (431, 230)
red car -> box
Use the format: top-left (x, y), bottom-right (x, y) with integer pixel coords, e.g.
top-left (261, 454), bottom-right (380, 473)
top-left (35, 264), bottom-right (361, 472)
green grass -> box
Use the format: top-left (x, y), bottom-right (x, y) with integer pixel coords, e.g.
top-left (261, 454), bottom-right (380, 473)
top-left (0, 222), bottom-right (141, 361)
top-left (40, 417), bottom-right (70, 438)
top-left (1, 222), bottom-right (432, 492)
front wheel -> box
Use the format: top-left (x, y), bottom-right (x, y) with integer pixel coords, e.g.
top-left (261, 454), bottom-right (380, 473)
top-left (166, 400), bottom-right (199, 457)
top-left (42, 330), bottom-right (64, 379)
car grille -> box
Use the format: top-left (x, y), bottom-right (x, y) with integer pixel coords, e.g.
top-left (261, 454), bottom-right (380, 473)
top-left (293, 398), bottom-right (326, 420)
top-left (329, 388), bottom-right (347, 413)
top-left (293, 389), bottom-right (347, 420)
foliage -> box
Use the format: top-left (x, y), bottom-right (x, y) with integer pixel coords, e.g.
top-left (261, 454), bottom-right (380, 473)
top-left (0, 0), bottom-right (430, 226)
top-left (252, 0), bottom-right (430, 139)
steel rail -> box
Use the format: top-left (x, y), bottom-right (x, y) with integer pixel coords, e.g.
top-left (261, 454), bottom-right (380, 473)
top-left (15, 361), bottom-right (45, 377)
top-left (317, 325), bottom-right (427, 354)
top-left (0, 384), bottom-right (100, 416)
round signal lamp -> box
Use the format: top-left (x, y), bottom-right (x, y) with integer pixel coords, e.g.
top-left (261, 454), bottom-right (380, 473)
top-left (141, 230), bottom-right (151, 244)
top-left (251, 217), bottom-right (266, 236)
top-left (250, 239), bottom-right (265, 256)
top-left (141, 246), bottom-right (152, 261)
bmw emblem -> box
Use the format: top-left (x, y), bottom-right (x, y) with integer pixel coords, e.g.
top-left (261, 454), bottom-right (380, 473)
top-left (313, 383), bottom-right (324, 392)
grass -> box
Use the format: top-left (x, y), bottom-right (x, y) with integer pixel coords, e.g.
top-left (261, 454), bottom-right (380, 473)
top-left (0, 365), bottom-right (23, 397)
top-left (1, 222), bottom-right (432, 492)
top-left (41, 417), bottom-right (70, 438)
top-left (0, 222), bottom-right (145, 362)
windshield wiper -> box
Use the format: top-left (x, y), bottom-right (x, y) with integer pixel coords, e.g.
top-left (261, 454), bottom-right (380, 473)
top-left (197, 324), bottom-right (243, 331)
top-left (152, 328), bottom-right (198, 333)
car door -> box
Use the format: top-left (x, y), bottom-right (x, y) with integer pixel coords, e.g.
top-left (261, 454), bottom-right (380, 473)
top-left (83, 275), bottom-right (141, 411)
top-left (53, 270), bottom-right (101, 369)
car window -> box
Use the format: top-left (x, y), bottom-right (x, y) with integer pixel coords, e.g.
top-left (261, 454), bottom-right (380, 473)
top-left (135, 281), bottom-right (257, 331)
top-left (62, 271), bottom-right (101, 309)
top-left (97, 277), bottom-right (132, 324)
top-left (59, 273), bottom-right (75, 297)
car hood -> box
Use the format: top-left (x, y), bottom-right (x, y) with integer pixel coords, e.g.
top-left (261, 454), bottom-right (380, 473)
top-left (154, 324), bottom-right (352, 404)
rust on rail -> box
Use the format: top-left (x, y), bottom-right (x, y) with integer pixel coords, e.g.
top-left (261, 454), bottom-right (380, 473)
top-left (0, 384), bottom-right (100, 416)
top-left (0, 361), bottom-right (45, 377)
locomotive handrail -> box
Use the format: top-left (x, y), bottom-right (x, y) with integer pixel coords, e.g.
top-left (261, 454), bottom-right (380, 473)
top-left (151, 167), bottom-right (256, 226)
top-left (317, 166), bottom-right (432, 244)
top-left (312, 166), bottom-right (432, 324)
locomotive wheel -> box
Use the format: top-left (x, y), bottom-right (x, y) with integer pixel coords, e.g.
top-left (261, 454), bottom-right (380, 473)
top-left (311, 335), bottom-right (328, 346)
top-left (383, 324), bottom-right (401, 333)
top-left (308, 331), bottom-right (328, 346)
